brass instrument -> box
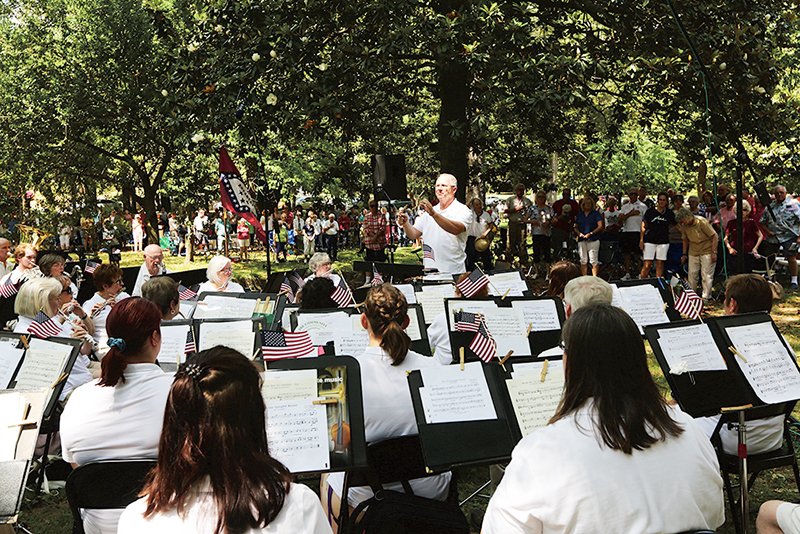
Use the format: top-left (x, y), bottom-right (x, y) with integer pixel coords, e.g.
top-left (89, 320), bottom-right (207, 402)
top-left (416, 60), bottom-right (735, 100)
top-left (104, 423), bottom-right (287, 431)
top-left (16, 225), bottom-right (51, 249)
top-left (474, 221), bottom-right (498, 253)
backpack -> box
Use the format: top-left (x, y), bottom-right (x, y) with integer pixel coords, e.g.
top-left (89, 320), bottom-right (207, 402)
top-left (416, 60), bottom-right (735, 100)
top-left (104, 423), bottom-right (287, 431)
top-left (347, 490), bottom-right (469, 534)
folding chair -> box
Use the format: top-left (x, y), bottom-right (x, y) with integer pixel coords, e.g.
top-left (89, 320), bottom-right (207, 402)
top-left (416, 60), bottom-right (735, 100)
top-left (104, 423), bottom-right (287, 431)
top-left (65, 460), bottom-right (156, 534)
top-left (337, 435), bottom-right (466, 534)
top-left (711, 403), bottom-right (800, 534)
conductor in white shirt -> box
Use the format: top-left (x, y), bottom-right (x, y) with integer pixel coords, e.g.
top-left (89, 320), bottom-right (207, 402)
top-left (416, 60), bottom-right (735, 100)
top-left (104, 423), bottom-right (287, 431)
top-left (397, 173), bottom-right (472, 275)
top-left (132, 244), bottom-right (167, 297)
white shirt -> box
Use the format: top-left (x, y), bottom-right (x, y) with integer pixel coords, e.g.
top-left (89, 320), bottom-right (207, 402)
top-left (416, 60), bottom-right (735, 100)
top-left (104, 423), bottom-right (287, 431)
top-left (59, 363), bottom-right (172, 534)
top-left (193, 215), bottom-right (208, 232)
top-left (620, 200), bottom-right (648, 232)
top-left (482, 404), bottom-right (724, 534)
top-left (326, 346), bottom-right (451, 505)
top-left (14, 316), bottom-right (93, 400)
top-left (413, 199), bottom-right (472, 274)
top-left (323, 220), bottom-right (339, 235)
top-left (0, 261), bottom-right (10, 280)
top-left (303, 273), bottom-right (341, 287)
top-left (197, 280), bottom-right (245, 294)
top-left (132, 262), bottom-right (167, 297)
top-left (427, 313), bottom-right (452, 365)
top-left (468, 211), bottom-right (493, 238)
top-left (118, 482), bottom-right (331, 534)
top-left (82, 292), bottom-right (131, 359)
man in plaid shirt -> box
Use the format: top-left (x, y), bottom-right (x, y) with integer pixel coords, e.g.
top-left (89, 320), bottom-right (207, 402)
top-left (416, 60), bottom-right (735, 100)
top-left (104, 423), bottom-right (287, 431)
top-left (362, 200), bottom-right (387, 263)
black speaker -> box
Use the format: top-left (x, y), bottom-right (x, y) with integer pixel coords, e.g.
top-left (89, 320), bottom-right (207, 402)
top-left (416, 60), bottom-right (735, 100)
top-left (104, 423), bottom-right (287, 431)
top-left (372, 154), bottom-right (408, 201)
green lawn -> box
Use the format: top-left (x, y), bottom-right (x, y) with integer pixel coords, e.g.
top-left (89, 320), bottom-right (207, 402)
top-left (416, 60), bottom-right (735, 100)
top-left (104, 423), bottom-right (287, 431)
top-left (16, 253), bottom-right (800, 533)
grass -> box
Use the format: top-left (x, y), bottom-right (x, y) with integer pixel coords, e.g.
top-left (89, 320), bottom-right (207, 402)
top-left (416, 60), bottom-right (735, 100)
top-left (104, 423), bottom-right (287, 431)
top-left (17, 249), bottom-right (800, 533)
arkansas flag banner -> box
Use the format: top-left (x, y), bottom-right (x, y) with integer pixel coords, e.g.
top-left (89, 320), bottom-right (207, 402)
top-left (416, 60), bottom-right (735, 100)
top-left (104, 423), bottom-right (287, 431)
top-left (219, 147), bottom-right (267, 243)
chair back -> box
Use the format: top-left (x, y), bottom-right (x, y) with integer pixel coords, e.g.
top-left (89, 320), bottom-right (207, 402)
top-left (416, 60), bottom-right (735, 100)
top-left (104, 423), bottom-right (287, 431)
top-left (66, 460), bottom-right (155, 534)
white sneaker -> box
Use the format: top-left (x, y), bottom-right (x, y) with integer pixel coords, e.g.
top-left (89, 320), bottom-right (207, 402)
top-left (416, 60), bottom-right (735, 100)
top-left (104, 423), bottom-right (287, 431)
top-left (621, 273), bottom-right (631, 281)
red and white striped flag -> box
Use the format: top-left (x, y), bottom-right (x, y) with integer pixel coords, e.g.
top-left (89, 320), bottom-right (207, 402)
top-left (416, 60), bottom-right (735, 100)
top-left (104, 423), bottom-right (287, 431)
top-left (371, 265), bottom-right (384, 286)
top-left (261, 330), bottom-right (315, 360)
top-left (456, 268), bottom-right (490, 298)
top-left (422, 243), bottom-right (434, 260)
top-left (331, 278), bottom-right (354, 307)
top-left (674, 279), bottom-right (703, 320)
top-left (84, 261), bottom-right (100, 274)
top-left (453, 310), bottom-right (484, 333)
top-left (0, 277), bottom-right (20, 298)
top-left (469, 319), bottom-right (497, 363)
top-left (28, 311), bottom-right (63, 339)
top-left (184, 329), bottom-right (196, 355)
top-left (178, 284), bottom-right (198, 301)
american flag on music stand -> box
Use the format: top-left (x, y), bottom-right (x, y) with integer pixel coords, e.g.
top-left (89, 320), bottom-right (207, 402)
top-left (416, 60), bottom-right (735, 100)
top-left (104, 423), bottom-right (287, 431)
top-left (456, 268), bottom-right (490, 298)
top-left (453, 310), bottom-right (484, 333)
top-left (178, 284), bottom-right (198, 301)
top-left (371, 265), bottom-right (384, 286)
top-left (84, 261), bottom-right (100, 274)
top-left (261, 330), bottom-right (315, 360)
top-left (0, 277), bottom-right (20, 298)
top-left (184, 329), bottom-right (196, 355)
top-left (422, 244), bottom-right (434, 260)
top-left (674, 279), bottom-right (703, 320)
top-left (469, 319), bottom-right (497, 363)
top-left (279, 274), bottom-right (294, 302)
top-left (331, 278), bottom-right (354, 307)
top-left (28, 311), bottom-right (63, 339)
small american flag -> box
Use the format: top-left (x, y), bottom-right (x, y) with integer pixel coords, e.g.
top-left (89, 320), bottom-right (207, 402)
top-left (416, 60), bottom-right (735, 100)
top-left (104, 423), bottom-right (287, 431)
top-left (454, 310), bottom-right (483, 332)
top-left (178, 284), bottom-right (198, 301)
top-left (469, 319), bottom-right (497, 363)
top-left (456, 268), bottom-right (490, 298)
top-left (0, 277), bottom-right (19, 298)
top-left (28, 311), bottom-right (63, 339)
top-left (331, 278), bottom-right (354, 307)
top-left (261, 330), bottom-right (315, 360)
top-left (184, 329), bottom-right (196, 355)
top-left (422, 244), bottom-right (434, 260)
top-left (674, 279), bottom-right (703, 320)
top-left (280, 274), bottom-right (294, 302)
top-left (371, 265), bottom-right (384, 286)
top-left (84, 261), bottom-right (100, 274)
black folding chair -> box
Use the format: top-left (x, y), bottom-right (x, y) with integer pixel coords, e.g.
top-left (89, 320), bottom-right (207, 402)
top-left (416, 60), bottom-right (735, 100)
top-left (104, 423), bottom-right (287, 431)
top-left (65, 460), bottom-right (156, 534)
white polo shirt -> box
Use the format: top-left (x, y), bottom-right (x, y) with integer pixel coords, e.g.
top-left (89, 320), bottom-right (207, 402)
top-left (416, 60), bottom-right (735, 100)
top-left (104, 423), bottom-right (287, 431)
top-left (82, 292), bottom-right (131, 359)
top-left (620, 200), bottom-right (648, 233)
top-left (414, 199), bottom-right (472, 274)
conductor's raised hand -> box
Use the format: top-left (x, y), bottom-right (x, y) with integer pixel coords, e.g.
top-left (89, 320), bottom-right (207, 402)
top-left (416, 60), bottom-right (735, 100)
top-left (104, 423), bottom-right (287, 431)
top-left (419, 199), bottom-right (434, 215)
top-left (396, 212), bottom-right (409, 227)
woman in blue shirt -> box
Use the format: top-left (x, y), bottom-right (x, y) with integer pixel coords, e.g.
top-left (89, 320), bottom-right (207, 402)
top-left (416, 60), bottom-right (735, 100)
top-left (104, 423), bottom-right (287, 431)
top-left (574, 196), bottom-right (604, 276)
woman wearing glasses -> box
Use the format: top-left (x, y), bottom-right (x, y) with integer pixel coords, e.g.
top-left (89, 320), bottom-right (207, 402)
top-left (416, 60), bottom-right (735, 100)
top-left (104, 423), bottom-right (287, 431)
top-left (38, 253), bottom-right (78, 296)
top-left (198, 255), bottom-right (244, 294)
top-left (82, 264), bottom-right (131, 359)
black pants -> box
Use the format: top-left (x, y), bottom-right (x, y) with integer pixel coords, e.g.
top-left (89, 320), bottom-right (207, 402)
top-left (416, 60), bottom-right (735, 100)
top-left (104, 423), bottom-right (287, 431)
top-left (531, 235), bottom-right (552, 264)
top-left (325, 234), bottom-right (338, 261)
top-left (365, 248), bottom-right (387, 263)
top-left (466, 236), bottom-right (493, 271)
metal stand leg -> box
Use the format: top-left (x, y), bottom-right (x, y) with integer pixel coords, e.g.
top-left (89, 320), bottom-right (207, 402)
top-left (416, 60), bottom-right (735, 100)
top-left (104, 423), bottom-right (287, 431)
top-left (459, 479), bottom-right (492, 507)
top-left (738, 410), bottom-right (749, 534)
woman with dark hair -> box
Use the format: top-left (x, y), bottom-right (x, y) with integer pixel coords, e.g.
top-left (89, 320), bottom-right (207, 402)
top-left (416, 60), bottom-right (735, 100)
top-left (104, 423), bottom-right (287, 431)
top-left (298, 276), bottom-right (337, 310)
top-left (482, 304), bottom-right (724, 533)
top-left (141, 276), bottom-right (181, 320)
top-left (543, 260), bottom-right (580, 298)
top-left (321, 285), bottom-right (450, 529)
top-left (118, 347), bottom-right (330, 534)
top-left (60, 297), bottom-right (172, 534)
top-left (82, 263), bottom-right (130, 359)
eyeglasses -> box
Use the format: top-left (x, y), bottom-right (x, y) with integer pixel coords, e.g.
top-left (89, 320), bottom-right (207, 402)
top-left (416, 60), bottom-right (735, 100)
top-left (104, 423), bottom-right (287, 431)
top-left (219, 267), bottom-right (232, 274)
top-left (61, 287), bottom-right (72, 295)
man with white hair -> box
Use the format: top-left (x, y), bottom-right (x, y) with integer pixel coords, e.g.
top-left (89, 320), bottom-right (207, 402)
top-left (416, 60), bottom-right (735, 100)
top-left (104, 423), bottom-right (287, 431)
top-left (132, 244), bottom-right (168, 296)
top-left (397, 173), bottom-right (472, 274)
top-left (0, 238), bottom-right (11, 279)
top-left (760, 184), bottom-right (800, 290)
top-left (563, 275), bottom-right (614, 317)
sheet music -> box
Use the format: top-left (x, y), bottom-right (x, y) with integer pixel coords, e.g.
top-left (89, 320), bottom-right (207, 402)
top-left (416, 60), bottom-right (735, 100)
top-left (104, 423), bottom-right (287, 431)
top-left (179, 300), bottom-right (196, 319)
top-left (506, 360), bottom-right (564, 436)
top-left (282, 305), bottom-right (299, 331)
top-left (406, 309), bottom-right (422, 341)
top-left (726, 323), bottom-right (800, 404)
top-left (615, 284), bottom-right (669, 333)
top-left (0, 392), bottom-right (29, 461)
top-left (395, 284), bottom-right (417, 304)
top-left (488, 272), bottom-right (528, 297)
top-left (418, 362), bottom-right (497, 423)
top-left (456, 302), bottom-right (529, 356)
top-left (158, 324), bottom-right (192, 365)
top-left (13, 339), bottom-right (71, 391)
top-left (194, 295), bottom-right (259, 319)
top-left (510, 300), bottom-right (561, 331)
top-left (334, 331), bottom-right (369, 357)
top-left (0, 339), bottom-right (25, 389)
top-left (198, 320), bottom-right (255, 358)
top-left (295, 312), bottom-right (353, 346)
top-left (658, 324), bottom-right (726, 373)
top-left (416, 285), bottom-right (454, 323)
top-left (262, 369), bottom-right (318, 401)
top-left (423, 272), bottom-right (456, 282)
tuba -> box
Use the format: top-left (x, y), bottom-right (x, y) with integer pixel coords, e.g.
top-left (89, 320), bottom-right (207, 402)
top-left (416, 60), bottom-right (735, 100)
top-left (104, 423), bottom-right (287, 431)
top-left (16, 225), bottom-right (52, 250)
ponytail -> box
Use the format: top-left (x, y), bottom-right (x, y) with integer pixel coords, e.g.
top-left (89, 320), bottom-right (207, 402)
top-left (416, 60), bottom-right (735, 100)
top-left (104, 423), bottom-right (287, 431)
top-left (379, 320), bottom-right (411, 366)
top-left (97, 297), bottom-right (162, 387)
top-left (99, 347), bottom-right (128, 386)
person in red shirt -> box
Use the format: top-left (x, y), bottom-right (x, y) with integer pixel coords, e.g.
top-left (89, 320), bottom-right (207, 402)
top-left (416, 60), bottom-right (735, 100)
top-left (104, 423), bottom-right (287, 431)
top-left (338, 212), bottom-right (352, 248)
top-left (551, 188), bottom-right (580, 260)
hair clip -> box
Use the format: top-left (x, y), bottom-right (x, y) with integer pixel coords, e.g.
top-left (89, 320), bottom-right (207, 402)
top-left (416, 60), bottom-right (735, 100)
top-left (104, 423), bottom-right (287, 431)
top-left (182, 363), bottom-right (207, 382)
top-left (107, 337), bottom-right (127, 351)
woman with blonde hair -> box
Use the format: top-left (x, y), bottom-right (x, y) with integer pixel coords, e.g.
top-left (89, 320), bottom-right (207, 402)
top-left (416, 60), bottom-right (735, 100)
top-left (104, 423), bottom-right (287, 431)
top-left (321, 284), bottom-right (451, 531)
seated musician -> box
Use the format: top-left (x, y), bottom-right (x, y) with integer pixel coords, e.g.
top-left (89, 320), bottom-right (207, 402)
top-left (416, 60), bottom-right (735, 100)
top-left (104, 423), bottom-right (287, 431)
top-left (320, 285), bottom-right (451, 531)
top-left (541, 260), bottom-right (580, 299)
top-left (60, 298), bottom-right (173, 534)
top-left (428, 271), bottom-right (489, 365)
top-left (562, 275), bottom-right (613, 317)
top-left (304, 252), bottom-right (341, 286)
top-left (82, 264), bottom-right (130, 359)
top-left (14, 277), bottom-right (93, 398)
top-left (141, 277), bottom-right (181, 320)
top-left (695, 274), bottom-right (785, 455)
top-left (482, 304), bottom-right (724, 533)
top-left (117, 347), bottom-right (331, 534)
top-left (297, 277), bottom-right (337, 310)
top-left (197, 255), bottom-right (244, 294)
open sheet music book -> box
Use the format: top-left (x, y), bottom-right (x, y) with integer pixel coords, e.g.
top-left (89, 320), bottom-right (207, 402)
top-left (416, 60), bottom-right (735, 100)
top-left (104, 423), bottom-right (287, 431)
top-left (197, 319), bottom-right (256, 359)
top-left (10, 337), bottom-right (79, 418)
top-left (0, 337), bottom-right (25, 389)
top-left (0, 392), bottom-right (30, 461)
top-left (646, 313), bottom-right (800, 417)
top-left (487, 271), bottom-right (528, 297)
